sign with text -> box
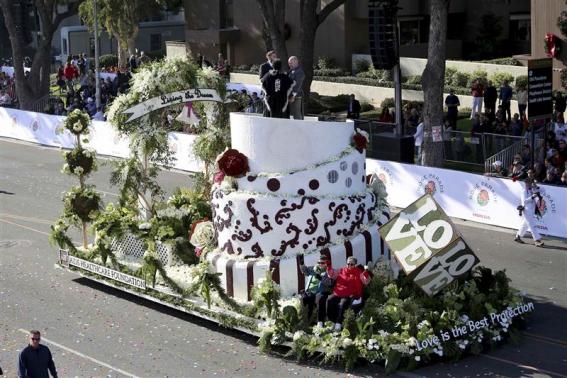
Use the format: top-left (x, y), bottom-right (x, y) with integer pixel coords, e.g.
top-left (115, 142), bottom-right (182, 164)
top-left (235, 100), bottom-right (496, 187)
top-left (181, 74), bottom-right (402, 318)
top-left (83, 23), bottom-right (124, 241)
top-left (379, 194), bottom-right (478, 295)
top-left (527, 58), bottom-right (553, 120)
top-left (67, 255), bottom-right (147, 290)
top-left (123, 88), bottom-right (224, 122)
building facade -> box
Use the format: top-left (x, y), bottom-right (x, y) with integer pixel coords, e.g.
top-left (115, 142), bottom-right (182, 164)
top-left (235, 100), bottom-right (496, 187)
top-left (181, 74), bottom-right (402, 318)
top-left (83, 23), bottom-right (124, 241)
top-left (182, 0), bottom-right (531, 70)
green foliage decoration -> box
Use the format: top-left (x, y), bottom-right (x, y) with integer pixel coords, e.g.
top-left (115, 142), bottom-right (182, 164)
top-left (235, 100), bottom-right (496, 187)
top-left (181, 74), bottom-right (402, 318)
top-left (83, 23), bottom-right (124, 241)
top-left (62, 186), bottom-right (102, 224)
top-left (251, 269), bottom-right (281, 319)
top-left (259, 265), bottom-right (529, 373)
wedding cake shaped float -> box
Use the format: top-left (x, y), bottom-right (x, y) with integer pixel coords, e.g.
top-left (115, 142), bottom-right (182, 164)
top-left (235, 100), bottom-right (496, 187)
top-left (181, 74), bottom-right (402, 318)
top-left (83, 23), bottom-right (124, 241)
top-left (207, 113), bottom-right (390, 302)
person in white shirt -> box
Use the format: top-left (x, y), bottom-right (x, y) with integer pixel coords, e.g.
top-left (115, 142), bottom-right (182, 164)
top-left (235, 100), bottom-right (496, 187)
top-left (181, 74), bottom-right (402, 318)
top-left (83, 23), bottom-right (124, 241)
top-left (92, 107), bottom-right (105, 121)
top-left (414, 117), bottom-right (424, 165)
top-left (514, 180), bottom-right (544, 247)
top-left (0, 90), bottom-right (11, 106)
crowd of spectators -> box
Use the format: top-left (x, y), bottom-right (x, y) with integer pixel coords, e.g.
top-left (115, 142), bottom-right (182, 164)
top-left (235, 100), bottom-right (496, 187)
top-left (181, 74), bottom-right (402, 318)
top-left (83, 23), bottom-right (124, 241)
top-left (47, 54), bottom-right (138, 120)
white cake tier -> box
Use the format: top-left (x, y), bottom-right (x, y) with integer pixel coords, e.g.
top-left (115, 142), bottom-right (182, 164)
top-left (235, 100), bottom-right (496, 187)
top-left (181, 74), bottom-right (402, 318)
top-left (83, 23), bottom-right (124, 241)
top-left (230, 112), bottom-right (355, 174)
top-left (212, 188), bottom-right (378, 259)
top-left (236, 148), bottom-right (367, 196)
top-left (206, 211), bottom-right (391, 301)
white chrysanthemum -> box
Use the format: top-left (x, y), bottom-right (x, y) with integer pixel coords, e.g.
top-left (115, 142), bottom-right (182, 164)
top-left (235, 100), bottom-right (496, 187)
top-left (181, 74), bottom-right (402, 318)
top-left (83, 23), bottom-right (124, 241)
top-left (342, 338), bottom-right (353, 348)
top-left (138, 222), bottom-right (152, 230)
top-left (190, 221), bottom-right (216, 249)
top-left (293, 330), bottom-right (305, 341)
top-left (74, 166), bottom-right (84, 174)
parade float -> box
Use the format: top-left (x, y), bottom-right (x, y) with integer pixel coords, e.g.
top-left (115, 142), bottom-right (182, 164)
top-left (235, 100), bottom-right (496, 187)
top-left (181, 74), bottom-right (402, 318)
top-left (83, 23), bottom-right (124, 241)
top-left (51, 57), bottom-right (532, 373)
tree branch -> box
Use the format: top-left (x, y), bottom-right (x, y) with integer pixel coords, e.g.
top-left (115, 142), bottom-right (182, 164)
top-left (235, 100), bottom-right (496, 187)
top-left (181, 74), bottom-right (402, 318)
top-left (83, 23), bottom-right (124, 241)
top-left (317, 0), bottom-right (346, 26)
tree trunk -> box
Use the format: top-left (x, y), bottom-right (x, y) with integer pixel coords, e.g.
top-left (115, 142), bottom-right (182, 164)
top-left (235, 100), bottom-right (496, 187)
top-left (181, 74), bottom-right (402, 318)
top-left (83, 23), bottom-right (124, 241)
top-left (299, 0), bottom-right (318, 104)
top-left (298, 0), bottom-right (346, 104)
top-left (421, 0), bottom-right (450, 167)
top-left (117, 34), bottom-right (129, 68)
top-left (256, 0), bottom-right (288, 64)
top-left (0, 0), bottom-right (79, 110)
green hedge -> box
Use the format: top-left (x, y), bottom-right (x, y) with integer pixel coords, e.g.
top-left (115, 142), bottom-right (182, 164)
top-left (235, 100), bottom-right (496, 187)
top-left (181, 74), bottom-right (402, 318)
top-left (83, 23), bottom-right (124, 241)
top-left (99, 54), bottom-right (118, 68)
top-left (478, 57), bottom-right (521, 66)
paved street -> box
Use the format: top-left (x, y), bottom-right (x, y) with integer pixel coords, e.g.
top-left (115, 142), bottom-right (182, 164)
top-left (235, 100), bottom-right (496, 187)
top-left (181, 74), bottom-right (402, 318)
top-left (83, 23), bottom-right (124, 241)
top-left (1, 138), bottom-right (566, 377)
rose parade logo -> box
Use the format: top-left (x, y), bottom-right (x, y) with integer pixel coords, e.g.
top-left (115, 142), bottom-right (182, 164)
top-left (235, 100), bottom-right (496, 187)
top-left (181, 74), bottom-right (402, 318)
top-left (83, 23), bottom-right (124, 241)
top-left (476, 189), bottom-right (490, 206)
top-left (30, 120), bottom-right (39, 132)
top-left (468, 180), bottom-right (498, 219)
top-left (535, 187), bottom-right (556, 221)
top-left (417, 173), bottom-right (444, 196)
top-left (374, 165), bottom-right (394, 187)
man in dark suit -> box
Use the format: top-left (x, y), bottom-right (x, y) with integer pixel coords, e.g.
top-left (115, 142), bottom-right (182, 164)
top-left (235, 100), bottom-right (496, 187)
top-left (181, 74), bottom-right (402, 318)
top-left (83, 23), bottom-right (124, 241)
top-left (484, 80), bottom-right (498, 122)
top-left (262, 59), bottom-right (295, 119)
top-left (346, 94), bottom-right (361, 119)
top-left (259, 50), bottom-right (277, 82)
top-left (287, 56), bottom-right (305, 120)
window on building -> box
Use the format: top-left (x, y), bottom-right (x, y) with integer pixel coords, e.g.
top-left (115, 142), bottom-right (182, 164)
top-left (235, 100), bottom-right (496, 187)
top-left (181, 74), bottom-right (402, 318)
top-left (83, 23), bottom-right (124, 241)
top-left (150, 34), bottom-right (162, 52)
top-left (62, 38), bottom-right (68, 55)
top-left (220, 0), bottom-right (234, 28)
top-left (399, 17), bottom-right (428, 45)
top-left (447, 13), bottom-right (465, 40)
top-left (509, 14), bottom-right (530, 42)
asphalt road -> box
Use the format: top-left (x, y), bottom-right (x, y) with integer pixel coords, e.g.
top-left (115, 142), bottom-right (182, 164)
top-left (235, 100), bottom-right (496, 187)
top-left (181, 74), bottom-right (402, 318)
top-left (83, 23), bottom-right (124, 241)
top-left (1, 138), bottom-right (566, 378)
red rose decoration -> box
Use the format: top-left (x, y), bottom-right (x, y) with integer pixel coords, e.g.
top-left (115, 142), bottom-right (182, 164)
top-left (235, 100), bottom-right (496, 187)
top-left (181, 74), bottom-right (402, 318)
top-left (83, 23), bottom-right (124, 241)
top-left (218, 149), bottom-right (249, 177)
top-left (353, 133), bottom-right (367, 153)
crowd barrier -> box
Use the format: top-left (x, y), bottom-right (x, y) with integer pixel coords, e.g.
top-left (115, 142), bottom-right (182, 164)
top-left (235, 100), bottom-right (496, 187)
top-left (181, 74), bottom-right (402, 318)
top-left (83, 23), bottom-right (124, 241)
top-left (1, 107), bottom-right (565, 238)
top-left (366, 160), bottom-right (566, 239)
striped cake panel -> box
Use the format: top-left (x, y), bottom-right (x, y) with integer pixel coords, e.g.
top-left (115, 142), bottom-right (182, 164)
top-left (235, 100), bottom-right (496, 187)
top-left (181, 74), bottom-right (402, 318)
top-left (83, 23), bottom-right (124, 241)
top-left (279, 257), bottom-right (300, 297)
top-left (252, 259), bottom-right (270, 291)
top-left (350, 232), bottom-right (368, 266)
top-left (329, 241), bottom-right (347, 269)
top-left (370, 224), bottom-right (382, 262)
top-left (232, 260), bottom-right (252, 302)
top-left (215, 256), bottom-right (230, 294)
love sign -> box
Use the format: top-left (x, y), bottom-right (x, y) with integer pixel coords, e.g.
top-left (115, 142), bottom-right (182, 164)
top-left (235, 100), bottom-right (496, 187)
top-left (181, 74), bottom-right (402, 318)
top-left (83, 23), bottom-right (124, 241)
top-left (379, 194), bottom-right (478, 296)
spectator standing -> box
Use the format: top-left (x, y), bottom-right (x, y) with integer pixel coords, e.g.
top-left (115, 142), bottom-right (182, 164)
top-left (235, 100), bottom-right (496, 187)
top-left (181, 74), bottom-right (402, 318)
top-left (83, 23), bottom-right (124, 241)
top-left (470, 79), bottom-right (484, 119)
top-left (261, 59), bottom-right (294, 118)
top-left (499, 80), bottom-right (513, 122)
top-left (259, 50), bottom-right (277, 82)
top-left (129, 54), bottom-right (138, 71)
top-left (216, 53), bottom-right (228, 77)
top-left (287, 56), bottom-right (305, 120)
top-left (510, 113), bottom-right (523, 136)
top-left (445, 89), bottom-right (460, 129)
top-left (63, 60), bottom-right (78, 88)
top-left (555, 92), bottom-right (566, 120)
top-left (414, 116), bottom-right (424, 165)
top-left (484, 80), bottom-right (498, 122)
top-left (346, 94), bottom-right (361, 120)
top-left (18, 330), bottom-right (58, 378)
top-left (379, 107), bottom-right (394, 123)
top-left (517, 85), bottom-right (528, 119)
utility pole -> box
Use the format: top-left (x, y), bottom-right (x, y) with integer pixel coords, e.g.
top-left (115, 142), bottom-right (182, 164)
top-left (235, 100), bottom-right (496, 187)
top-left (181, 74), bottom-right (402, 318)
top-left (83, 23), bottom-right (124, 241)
top-left (93, 0), bottom-right (101, 109)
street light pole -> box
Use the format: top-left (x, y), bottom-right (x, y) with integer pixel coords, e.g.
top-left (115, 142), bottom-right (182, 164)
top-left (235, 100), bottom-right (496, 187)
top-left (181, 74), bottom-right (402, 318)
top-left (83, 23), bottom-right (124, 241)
top-left (93, 0), bottom-right (101, 109)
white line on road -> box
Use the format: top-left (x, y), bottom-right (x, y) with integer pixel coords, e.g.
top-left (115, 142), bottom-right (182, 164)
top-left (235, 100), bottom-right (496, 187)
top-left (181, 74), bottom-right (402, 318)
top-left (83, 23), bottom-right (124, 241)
top-left (0, 218), bottom-right (50, 236)
top-left (17, 329), bottom-right (139, 378)
top-left (98, 190), bottom-right (119, 197)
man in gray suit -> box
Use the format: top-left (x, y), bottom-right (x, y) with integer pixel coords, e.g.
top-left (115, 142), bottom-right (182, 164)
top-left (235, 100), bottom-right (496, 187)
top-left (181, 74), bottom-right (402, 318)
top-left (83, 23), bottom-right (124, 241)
top-left (287, 56), bottom-right (305, 120)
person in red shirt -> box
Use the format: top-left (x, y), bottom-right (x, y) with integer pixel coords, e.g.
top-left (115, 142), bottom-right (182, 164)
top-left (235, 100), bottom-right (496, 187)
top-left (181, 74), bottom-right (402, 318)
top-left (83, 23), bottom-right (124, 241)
top-left (318, 256), bottom-right (371, 331)
top-left (470, 79), bottom-right (484, 119)
top-left (63, 61), bottom-right (79, 88)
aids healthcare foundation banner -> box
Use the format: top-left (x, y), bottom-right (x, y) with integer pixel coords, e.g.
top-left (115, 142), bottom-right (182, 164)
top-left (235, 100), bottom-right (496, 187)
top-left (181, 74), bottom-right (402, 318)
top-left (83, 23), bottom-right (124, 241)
top-left (366, 159), bottom-right (566, 239)
top-left (0, 107), bottom-right (203, 172)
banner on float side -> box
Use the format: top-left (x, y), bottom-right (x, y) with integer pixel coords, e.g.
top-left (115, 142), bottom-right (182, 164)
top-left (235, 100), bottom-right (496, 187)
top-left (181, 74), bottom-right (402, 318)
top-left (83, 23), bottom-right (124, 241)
top-left (366, 159), bottom-right (566, 238)
top-left (379, 194), bottom-right (479, 296)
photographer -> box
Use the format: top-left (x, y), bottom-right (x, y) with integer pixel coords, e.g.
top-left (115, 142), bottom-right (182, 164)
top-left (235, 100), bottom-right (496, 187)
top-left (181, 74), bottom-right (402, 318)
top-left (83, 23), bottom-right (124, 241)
top-left (514, 179), bottom-right (544, 247)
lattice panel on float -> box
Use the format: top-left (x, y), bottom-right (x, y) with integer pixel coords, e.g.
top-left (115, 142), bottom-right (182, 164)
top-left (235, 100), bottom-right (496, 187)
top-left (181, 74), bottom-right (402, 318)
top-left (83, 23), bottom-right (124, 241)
top-left (111, 234), bottom-right (174, 267)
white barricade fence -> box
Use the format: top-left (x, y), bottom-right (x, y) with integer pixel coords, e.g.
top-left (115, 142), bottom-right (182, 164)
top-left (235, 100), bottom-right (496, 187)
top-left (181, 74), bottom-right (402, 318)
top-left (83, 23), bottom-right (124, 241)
top-left (1, 66), bottom-right (31, 77)
top-left (366, 159), bottom-right (566, 238)
top-left (2, 107), bottom-right (564, 238)
top-left (0, 107), bottom-right (203, 172)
